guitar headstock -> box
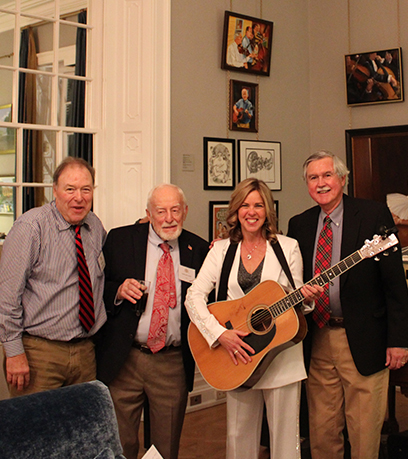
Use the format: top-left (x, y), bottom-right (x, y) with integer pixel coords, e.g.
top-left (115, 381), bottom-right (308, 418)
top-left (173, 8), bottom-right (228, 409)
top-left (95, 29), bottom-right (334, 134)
top-left (359, 233), bottom-right (399, 259)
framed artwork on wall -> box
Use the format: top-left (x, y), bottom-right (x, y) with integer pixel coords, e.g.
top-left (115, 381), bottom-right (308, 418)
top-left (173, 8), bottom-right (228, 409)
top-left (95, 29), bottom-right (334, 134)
top-left (221, 11), bottom-right (273, 76)
top-left (203, 137), bottom-right (236, 190)
top-left (209, 201), bottom-right (229, 241)
top-left (229, 80), bottom-right (258, 132)
top-left (238, 140), bottom-right (281, 190)
top-left (345, 48), bottom-right (403, 106)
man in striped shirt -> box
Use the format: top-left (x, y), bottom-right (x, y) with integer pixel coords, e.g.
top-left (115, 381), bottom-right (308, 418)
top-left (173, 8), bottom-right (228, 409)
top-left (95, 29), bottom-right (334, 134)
top-left (0, 157), bottom-right (106, 397)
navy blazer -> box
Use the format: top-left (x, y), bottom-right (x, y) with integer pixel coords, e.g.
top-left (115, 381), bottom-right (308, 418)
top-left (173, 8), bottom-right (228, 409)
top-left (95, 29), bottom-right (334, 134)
top-left (96, 222), bottom-right (210, 390)
top-left (288, 194), bottom-right (408, 376)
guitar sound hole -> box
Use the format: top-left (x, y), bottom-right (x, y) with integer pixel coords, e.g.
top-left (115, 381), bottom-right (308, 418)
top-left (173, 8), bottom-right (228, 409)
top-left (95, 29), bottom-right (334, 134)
top-left (249, 306), bottom-right (273, 334)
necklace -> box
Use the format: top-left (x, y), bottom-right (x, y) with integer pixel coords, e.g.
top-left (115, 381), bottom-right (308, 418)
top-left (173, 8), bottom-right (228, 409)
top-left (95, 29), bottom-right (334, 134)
top-left (245, 243), bottom-right (258, 260)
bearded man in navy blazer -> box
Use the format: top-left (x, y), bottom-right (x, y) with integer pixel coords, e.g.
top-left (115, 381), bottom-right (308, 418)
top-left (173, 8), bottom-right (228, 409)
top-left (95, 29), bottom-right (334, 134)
top-left (96, 184), bottom-right (210, 459)
top-left (287, 151), bottom-right (408, 459)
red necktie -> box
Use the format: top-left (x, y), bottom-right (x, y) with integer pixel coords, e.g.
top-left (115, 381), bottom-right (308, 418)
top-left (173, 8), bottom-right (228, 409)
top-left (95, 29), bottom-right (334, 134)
top-left (147, 243), bottom-right (177, 353)
top-left (313, 216), bottom-right (332, 328)
top-left (74, 225), bottom-right (95, 332)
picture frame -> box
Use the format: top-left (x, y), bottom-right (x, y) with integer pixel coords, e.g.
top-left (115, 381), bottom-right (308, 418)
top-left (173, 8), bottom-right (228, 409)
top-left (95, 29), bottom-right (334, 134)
top-left (238, 140), bottom-right (281, 190)
top-left (230, 80), bottom-right (258, 132)
top-left (345, 48), bottom-right (403, 106)
top-left (221, 11), bottom-right (273, 77)
top-left (209, 201), bottom-right (229, 241)
top-left (203, 137), bottom-right (236, 190)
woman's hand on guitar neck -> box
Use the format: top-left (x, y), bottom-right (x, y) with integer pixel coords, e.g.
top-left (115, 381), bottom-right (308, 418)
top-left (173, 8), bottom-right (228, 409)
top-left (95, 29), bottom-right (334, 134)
top-left (218, 329), bottom-right (255, 366)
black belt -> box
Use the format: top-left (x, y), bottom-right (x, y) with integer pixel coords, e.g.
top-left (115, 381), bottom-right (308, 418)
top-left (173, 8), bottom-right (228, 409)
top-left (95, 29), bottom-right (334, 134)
top-left (131, 342), bottom-right (179, 354)
top-left (23, 333), bottom-right (91, 344)
top-left (327, 317), bottom-right (345, 328)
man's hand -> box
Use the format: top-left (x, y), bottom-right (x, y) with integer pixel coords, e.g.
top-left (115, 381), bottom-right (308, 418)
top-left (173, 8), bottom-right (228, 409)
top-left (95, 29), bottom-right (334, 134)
top-left (6, 353), bottom-right (30, 391)
top-left (386, 347), bottom-right (408, 370)
top-left (117, 278), bottom-right (145, 304)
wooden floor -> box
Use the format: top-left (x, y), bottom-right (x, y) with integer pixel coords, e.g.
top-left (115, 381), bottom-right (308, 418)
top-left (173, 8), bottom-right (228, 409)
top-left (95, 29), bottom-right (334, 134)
top-left (137, 389), bottom-right (408, 458)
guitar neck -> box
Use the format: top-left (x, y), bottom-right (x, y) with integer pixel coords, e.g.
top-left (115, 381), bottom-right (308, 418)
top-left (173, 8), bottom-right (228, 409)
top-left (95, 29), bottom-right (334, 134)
top-left (270, 249), bottom-right (364, 318)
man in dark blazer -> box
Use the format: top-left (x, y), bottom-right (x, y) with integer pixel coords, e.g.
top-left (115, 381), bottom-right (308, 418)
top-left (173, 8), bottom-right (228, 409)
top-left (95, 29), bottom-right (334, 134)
top-left (287, 151), bottom-right (408, 459)
top-left (96, 184), bottom-right (210, 459)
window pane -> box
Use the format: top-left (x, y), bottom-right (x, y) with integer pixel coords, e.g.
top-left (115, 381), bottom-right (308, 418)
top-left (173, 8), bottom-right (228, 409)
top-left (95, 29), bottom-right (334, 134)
top-left (0, 13), bottom-right (14, 68)
top-left (0, 69), bottom-right (13, 109)
top-left (0, 126), bottom-right (16, 177)
top-left (23, 185), bottom-right (51, 212)
top-left (22, 129), bottom-right (56, 184)
top-left (59, 23), bottom-right (87, 77)
top-left (0, 182), bottom-right (15, 235)
top-left (21, 0), bottom-right (55, 18)
top-left (18, 71), bottom-right (52, 125)
top-left (63, 131), bottom-right (93, 160)
top-left (61, 9), bottom-right (88, 24)
top-left (58, 77), bottom-right (86, 127)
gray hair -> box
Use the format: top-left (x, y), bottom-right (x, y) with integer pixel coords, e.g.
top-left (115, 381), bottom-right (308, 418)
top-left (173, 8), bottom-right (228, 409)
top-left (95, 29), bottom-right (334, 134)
top-left (302, 150), bottom-right (350, 184)
top-left (146, 183), bottom-right (187, 211)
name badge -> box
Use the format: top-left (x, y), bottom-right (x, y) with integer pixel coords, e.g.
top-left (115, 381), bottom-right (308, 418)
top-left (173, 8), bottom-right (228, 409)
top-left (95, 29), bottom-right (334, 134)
top-left (179, 265), bottom-right (195, 283)
top-left (98, 251), bottom-right (106, 271)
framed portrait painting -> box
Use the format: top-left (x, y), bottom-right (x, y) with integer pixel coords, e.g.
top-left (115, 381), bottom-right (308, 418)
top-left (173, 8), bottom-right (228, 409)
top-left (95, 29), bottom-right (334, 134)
top-left (345, 48), bottom-right (403, 106)
top-left (230, 80), bottom-right (258, 132)
top-left (221, 11), bottom-right (273, 76)
top-left (209, 201), bottom-right (229, 241)
top-left (238, 140), bottom-right (281, 190)
top-left (203, 137), bottom-right (236, 190)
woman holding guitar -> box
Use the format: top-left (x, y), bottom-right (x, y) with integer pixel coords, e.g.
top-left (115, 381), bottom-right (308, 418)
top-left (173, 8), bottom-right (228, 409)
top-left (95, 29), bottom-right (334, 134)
top-left (186, 178), bottom-right (320, 459)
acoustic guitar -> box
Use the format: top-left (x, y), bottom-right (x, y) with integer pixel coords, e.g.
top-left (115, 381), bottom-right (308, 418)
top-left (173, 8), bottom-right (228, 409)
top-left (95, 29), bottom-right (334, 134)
top-left (188, 233), bottom-right (399, 391)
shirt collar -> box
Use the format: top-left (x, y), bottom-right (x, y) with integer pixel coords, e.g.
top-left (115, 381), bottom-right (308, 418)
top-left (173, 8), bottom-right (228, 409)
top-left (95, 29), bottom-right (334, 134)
top-left (319, 198), bottom-right (343, 229)
top-left (51, 200), bottom-right (91, 232)
top-left (148, 223), bottom-right (179, 251)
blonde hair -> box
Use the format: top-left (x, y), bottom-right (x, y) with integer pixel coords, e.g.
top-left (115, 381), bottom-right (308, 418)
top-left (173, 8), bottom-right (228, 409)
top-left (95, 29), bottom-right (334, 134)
top-left (227, 178), bottom-right (277, 243)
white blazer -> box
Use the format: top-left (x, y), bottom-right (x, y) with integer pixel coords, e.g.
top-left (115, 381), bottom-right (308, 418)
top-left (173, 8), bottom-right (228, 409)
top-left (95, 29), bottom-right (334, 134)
top-left (186, 234), bottom-right (311, 389)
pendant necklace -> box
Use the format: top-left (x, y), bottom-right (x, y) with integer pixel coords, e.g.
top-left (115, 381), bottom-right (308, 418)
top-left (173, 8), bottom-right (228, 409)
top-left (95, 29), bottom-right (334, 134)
top-left (246, 244), bottom-right (258, 260)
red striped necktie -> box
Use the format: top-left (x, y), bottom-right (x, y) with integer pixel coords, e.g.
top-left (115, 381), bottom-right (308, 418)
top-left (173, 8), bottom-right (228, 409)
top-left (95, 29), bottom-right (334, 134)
top-left (313, 215), bottom-right (332, 328)
top-left (74, 225), bottom-right (95, 332)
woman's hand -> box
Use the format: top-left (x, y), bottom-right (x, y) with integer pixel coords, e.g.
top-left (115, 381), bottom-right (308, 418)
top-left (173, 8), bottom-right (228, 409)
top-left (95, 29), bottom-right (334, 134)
top-left (218, 329), bottom-right (255, 365)
top-left (301, 283), bottom-right (323, 305)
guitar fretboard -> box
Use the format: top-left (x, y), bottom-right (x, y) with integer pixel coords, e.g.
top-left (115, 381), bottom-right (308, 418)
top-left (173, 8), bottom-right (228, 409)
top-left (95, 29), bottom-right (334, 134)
top-left (270, 250), bottom-right (363, 318)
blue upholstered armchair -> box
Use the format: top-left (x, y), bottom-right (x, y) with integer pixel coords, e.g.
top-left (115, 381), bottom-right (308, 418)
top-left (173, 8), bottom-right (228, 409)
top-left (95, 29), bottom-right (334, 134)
top-left (0, 380), bottom-right (126, 459)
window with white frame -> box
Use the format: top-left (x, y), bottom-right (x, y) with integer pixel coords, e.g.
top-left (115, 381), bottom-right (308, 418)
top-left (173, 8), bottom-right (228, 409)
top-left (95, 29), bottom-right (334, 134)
top-left (0, 0), bottom-right (96, 236)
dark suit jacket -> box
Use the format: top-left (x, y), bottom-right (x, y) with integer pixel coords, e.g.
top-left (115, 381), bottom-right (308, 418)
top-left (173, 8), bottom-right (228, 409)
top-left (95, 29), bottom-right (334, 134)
top-left (96, 222), bottom-right (210, 390)
top-left (288, 194), bottom-right (408, 376)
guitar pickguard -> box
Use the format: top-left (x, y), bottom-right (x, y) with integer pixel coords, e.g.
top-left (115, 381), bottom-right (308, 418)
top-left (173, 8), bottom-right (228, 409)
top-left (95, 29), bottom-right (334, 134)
top-left (242, 325), bottom-right (277, 354)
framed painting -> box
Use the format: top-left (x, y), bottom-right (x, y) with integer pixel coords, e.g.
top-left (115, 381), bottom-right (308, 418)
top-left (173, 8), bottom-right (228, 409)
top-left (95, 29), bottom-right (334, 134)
top-left (209, 201), bottom-right (229, 241)
top-left (203, 137), bottom-right (236, 190)
top-left (221, 11), bottom-right (273, 76)
top-left (229, 80), bottom-right (258, 132)
top-left (238, 140), bottom-right (281, 190)
top-left (345, 48), bottom-right (403, 106)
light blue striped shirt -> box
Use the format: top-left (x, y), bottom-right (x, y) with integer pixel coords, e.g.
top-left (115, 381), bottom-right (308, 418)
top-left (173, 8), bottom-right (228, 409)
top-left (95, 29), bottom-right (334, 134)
top-left (0, 201), bottom-right (107, 357)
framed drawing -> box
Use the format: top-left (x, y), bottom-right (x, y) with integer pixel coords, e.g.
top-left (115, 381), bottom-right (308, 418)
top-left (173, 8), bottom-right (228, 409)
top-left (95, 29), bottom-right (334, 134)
top-left (345, 48), bottom-right (403, 106)
top-left (0, 104), bottom-right (14, 155)
top-left (238, 140), bottom-right (281, 190)
top-left (230, 80), bottom-right (258, 132)
top-left (203, 137), bottom-right (236, 190)
top-left (221, 11), bottom-right (273, 76)
top-left (209, 201), bottom-right (229, 241)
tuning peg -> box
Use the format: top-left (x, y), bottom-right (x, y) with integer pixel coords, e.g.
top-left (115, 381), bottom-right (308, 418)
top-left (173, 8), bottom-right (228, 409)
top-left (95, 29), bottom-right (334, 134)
top-left (374, 256), bottom-right (380, 261)
top-left (383, 251), bottom-right (389, 257)
top-left (393, 247), bottom-right (398, 252)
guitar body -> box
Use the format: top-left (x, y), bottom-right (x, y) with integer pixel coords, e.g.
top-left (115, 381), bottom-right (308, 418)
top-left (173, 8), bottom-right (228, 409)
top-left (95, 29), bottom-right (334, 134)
top-left (188, 280), bottom-right (307, 391)
top-left (232, 108), bottom-right (244, 124)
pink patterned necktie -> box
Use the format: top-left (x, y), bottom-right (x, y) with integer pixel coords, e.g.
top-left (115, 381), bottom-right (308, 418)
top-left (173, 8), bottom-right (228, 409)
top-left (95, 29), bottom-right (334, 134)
top-left (74, 225), bottom-right (95, 332)
top-left (312, 216), bottom-right (332, 328)
top-left (147, 242), bottom-right (177, 353)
